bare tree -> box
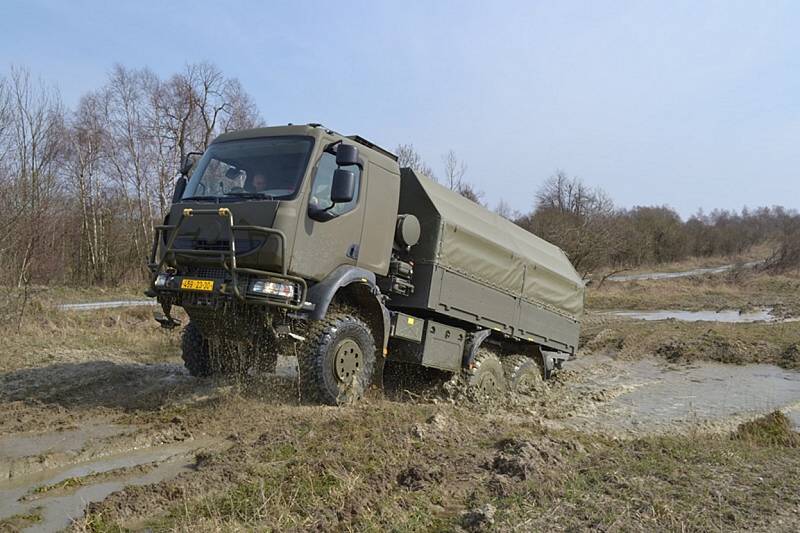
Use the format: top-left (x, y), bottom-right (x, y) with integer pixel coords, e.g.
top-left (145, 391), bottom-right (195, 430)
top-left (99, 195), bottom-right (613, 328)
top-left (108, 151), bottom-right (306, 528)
top-left (66, 91), bottom-right (111, 282)
top-left (442, 149), bottom-right (467, 191)
top-left (495, 199), bottom-right (521, 221)
top-left (396, 143), bottom-right (435, 180)
top-left (520, 171), bottom-right (619, 274)
top-left (0, 66), bottom-right (65, 286)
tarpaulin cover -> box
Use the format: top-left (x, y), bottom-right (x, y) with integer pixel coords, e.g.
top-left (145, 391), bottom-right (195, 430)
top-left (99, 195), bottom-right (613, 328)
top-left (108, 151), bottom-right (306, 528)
top-left (413, 173), bottom-right (585, 320)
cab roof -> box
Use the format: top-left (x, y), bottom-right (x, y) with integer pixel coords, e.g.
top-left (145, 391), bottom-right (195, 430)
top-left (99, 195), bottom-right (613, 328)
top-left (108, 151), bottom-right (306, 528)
top-left (212, 124), bottom-right (398, 168)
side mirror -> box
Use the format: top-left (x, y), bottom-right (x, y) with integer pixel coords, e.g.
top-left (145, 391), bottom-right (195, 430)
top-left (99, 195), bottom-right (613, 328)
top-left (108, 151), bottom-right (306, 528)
top-left (331, 169), bottom-right (356, 203)
top-left (172, 176), bottom-right (187, 203)
top-left (336, 144), bottom-right (359, 167)
top-left (180, 152), bottom-right (203, 176)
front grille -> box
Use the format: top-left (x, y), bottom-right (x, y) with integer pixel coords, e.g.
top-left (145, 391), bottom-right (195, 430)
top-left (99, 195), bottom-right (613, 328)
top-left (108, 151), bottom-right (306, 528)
top-left (184, 266), bottom-right (228, 279)
top-left (173, 237), bottom-right (265, 253)
top-left (195, 239), bottom-right (230, 251)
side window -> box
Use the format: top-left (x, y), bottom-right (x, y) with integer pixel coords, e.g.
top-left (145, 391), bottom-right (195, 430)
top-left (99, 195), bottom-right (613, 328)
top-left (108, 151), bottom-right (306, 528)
top-left (308, 152), bottom-right (360, 216)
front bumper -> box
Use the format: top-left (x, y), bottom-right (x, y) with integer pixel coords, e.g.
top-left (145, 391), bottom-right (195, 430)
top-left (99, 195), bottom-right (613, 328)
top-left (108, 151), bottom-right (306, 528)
top-left (150, 268), bottom-right (309, 311)
top-left (148, 207), bottom-right (308, 311)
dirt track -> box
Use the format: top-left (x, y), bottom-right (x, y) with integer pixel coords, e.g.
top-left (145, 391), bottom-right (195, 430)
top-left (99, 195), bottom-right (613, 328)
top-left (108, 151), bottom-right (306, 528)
top-left (1, 342), bottom-right (798, 531)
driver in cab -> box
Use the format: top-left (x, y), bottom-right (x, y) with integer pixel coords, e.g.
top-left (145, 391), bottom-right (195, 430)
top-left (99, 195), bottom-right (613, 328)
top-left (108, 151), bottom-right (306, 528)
top-left (248, 172), bottom-right (268, 192)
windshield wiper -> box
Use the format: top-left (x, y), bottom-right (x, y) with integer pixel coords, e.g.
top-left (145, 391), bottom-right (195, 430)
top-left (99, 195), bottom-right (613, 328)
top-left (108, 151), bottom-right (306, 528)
top-left (182, 195), bottom-right (220, 202)
top-left (224, 191), bottom-right (274, 200)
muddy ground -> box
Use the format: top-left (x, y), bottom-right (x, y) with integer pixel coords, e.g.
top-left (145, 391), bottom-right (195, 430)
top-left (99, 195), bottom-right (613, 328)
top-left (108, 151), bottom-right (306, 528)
top-left (1, 268), bottom-right (800, 531)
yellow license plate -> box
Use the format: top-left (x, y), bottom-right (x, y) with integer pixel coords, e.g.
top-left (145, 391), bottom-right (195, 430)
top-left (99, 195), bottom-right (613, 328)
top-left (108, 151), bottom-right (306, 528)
top-left (180, 279), bottom-right (214, 291)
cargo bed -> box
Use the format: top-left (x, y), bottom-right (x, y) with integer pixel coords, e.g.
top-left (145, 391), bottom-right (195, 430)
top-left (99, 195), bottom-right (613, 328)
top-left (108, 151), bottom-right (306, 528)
top-left (390, 169), bottom-right (584, 354)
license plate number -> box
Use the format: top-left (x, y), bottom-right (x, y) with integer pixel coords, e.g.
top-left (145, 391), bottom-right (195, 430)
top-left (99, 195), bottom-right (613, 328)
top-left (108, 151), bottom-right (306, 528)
top-left (180, 279), bottom-right (214, 291)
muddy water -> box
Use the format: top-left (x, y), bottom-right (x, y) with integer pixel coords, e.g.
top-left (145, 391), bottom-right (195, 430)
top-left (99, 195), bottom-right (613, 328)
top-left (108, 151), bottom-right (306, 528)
top-left (562, 356), bottom-right (800, 436)
top-left (0, 423), bottom-right (129, 463)
top-left (611, 308), bottom-right (780, 323)
top-left (0, 438), bottom-right (214, 532)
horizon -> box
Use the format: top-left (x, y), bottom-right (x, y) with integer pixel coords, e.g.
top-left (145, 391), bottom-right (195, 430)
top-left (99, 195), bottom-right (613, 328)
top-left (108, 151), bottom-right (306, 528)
top-left (2, 0), bottom-right (798, 218)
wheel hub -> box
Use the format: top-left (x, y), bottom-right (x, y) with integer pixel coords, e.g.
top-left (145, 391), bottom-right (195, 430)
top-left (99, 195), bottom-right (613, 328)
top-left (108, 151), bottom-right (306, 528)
top-left (478, 373), bottom-right (500, 394)
top-left (333, 339), bottom-right (362, 382)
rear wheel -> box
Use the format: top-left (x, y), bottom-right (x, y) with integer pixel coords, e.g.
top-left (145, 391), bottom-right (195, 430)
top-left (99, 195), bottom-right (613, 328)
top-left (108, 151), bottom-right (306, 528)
top-left (466, 349), bottom-right (507, 396)
top-left (181, 322), bottom-right (212, 377)
top-left (298, 309), bottom-right (377, 405)
top-left (504, 353), bottom-right (544, 393)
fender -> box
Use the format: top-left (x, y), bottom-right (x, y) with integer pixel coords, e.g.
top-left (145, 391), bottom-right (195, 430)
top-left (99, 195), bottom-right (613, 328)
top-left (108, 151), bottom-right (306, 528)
top-left (462, 328), bottom-right (492, 368)
top-left (306, 265), bottom-right (391, 351)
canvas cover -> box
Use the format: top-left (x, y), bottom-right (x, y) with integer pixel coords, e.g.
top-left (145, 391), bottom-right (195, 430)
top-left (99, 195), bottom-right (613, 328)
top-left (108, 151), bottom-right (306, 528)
top-left (411, 172), bottom-right (584, 320)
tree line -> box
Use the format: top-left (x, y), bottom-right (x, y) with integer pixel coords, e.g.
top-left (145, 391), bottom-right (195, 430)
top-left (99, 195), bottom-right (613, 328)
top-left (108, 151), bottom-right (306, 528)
top-left (0, 63), bottom-right (796, 288)
top-left (0, 63), bottom-right (261, 286)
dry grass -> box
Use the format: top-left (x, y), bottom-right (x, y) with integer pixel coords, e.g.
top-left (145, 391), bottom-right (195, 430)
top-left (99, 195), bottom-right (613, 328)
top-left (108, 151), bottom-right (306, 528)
top-left (0, 286), bottom-right (183, 372)
top-left (588, 268), bottom-right (800, 316)
top-left (593, 244), bottom-right (772, 278)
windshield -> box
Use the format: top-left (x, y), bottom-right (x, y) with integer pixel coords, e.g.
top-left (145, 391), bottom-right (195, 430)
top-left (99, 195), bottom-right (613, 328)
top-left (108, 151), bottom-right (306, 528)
top-left (182, 136), bottom-right (314, 201)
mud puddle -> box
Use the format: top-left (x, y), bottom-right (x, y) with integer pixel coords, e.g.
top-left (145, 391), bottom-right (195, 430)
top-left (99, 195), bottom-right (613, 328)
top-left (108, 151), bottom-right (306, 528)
top-left (610, 308), bottom-right (784, 323)
top-left (559, 355), bottom-right (800, 436)
top-left (608, 261), bottom-right (761, 282)
top-left (0, 438), bottom-right (217, 532)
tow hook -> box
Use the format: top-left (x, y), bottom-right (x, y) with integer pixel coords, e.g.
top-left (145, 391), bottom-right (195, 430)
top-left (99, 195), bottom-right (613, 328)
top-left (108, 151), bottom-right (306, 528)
top-left (154, 301), bottom-right (181, 329)
top-left (275, 324), bottom-right (306, 342)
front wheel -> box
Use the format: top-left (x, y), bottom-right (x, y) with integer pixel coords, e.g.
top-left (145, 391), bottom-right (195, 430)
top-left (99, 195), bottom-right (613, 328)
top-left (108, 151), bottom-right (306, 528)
top-left (298, 309), bottom-right (377, 405)
top-left (181, 322), bottom-right (212, 377)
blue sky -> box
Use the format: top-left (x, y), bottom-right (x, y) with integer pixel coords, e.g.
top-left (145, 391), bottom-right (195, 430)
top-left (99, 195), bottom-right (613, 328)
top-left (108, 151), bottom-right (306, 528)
top-left (2, 0), bottom-right (798, 217)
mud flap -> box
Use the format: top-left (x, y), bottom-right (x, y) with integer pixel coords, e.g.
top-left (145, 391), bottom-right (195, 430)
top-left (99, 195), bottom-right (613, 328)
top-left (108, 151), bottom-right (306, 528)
top-left (541, 350), bottom-right (568, 379)
top-left (371, 351), bottom-right (386, 391)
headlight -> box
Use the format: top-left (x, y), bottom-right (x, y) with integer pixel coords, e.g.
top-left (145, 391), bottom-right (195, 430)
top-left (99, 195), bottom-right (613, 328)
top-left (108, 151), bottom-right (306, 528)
top-left (249, 279), bottom-right (296, 300)
top-left (154, 273), bottom-right (170, 288)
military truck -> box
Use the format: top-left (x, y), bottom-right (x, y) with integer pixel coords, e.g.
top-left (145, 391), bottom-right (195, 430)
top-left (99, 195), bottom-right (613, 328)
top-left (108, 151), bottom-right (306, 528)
top-left (147, 124), bottom-right (584, 404)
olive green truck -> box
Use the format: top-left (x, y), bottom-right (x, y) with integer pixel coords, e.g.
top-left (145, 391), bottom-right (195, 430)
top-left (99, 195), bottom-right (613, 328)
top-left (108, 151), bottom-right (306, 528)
top-left (147, 124), bottom-right (584, 404)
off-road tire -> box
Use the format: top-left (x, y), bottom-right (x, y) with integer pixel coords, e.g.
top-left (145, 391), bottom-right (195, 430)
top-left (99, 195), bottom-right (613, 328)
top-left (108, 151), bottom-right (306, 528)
top-left (298, 309), bottom-right (377, 405)
top-left (182, 322), bottom-right (212, 377)
top-left (466, 349), bottom-right (507, 395)
top-left (504, 354), bottom-right (544, 393)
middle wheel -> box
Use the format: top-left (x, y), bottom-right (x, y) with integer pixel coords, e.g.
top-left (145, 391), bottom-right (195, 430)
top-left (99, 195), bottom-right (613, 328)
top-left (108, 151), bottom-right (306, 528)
top-left (466, 348), bottom-right (507, 396)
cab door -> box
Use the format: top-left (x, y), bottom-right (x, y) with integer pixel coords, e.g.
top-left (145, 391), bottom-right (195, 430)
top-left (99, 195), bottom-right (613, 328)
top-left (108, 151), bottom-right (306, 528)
top-left (289, 146), bottom-right (366, 281)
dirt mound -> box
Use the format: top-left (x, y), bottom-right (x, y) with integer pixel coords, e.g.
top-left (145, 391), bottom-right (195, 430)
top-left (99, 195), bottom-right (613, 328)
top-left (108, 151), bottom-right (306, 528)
top-left (489, 437), bottom-right (583, 480)
top-left (584, 328), bottom-right (625, 353)
top-left (460, 503), bottom-right (496, 532)
top-left (732, 411), bottom-right (800, 447)
top-left (397, 464), bottom-right (443, 490)
top-left (655, 330), bottom-right (752, 365)
top-left (780, 343), bottom-right (800, 370)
